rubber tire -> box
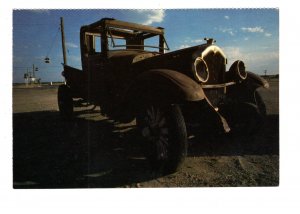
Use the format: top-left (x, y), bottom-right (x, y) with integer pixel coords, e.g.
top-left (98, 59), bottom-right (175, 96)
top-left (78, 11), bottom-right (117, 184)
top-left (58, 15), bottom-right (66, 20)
top-left (137, 104), bottom-right (188, 174)
top-left (255, 91), bottom-right (267, 117)
top-left (228, 102), bottom-right (264, 136)
top-left (57, 85), bottom-right (73, 120)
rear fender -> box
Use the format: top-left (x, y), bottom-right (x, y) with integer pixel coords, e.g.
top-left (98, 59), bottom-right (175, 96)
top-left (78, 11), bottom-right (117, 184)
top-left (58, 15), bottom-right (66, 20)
top-left (63, 65), bottom-right (85, 89)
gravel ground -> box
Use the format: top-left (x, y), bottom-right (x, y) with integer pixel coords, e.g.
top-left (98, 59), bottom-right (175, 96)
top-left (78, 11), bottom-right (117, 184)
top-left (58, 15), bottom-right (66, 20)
top-left (13, 80), bottom-right (279, 188)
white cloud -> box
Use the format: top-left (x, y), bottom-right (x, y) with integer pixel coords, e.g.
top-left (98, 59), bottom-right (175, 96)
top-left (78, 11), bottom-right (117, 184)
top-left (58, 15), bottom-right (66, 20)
top-left (241, 26), bottom-right (264, 33)
top-left (224, 15), bottom-right (230, 20)
top-left (191, 39), bottom-right (203, 43)
top-left (176, 38), bottom-right (203, 50)
top-left (223, 47), bottom-right (243, 61)
top-left (66, 42), bottom-right (78, 48)
top-left (219, 27), bottom-right (235, 36)
top-left (30, 9), bottom-right (50, 14)
top-left (178, 44), bottom-right (191, 49)
top-left (241, 27), bottom-right (273, 39)
top-left (224, 46), bottom-right (278, 62)
top-left (265, 33), bottom-right (272, 37)
top-left (68, 55), bottom-right (81, 62)
top-left (223, 46), bottom-right (279, 74)
top-left (137, 9), bottom-right (165, 25)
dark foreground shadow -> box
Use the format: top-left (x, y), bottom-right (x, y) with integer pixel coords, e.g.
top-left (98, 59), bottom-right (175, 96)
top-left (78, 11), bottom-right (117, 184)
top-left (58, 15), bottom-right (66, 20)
top-left (13, 110), bottom-right (154, 188)
top-left (188, 114), bottom-right (279, 157)
top-left (13, 110), bottom-right (279, 188)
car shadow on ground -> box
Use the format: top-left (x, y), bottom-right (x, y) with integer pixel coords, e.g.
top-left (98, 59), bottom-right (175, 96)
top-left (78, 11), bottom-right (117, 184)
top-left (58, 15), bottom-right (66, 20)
top-left (13, 110), bottom-right (156, 188)
top-left (188, 114), bottom-right (279, 157)
top-left (13, 110), bottom-right (279, 188)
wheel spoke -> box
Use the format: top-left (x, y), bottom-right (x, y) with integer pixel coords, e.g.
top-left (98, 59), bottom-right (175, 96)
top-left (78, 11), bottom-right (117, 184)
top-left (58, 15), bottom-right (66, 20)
top-left (159, 136), bottom-right (168, 146)
top-left (156, 138), bottom-right (167, 159)
top-left (138, 104), bottom-right (187, 173)
top-left (149, 106), bottom-right (155, 121)
top-left (160, 127), bottom-right (169, 135)
top-left (142, 127), bottom-right (151, 138)
top-left (158, 117), bottom-right (166, 128)
top-left (155, 108), bottom-right (161, 124)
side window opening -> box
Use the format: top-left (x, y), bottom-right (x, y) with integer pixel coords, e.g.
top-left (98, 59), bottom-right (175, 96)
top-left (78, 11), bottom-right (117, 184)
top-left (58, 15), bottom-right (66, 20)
top-left (108, 37), bottom-right (126, 50)
top-left (94, 35), bottom-right (101, 53)
top-left (144, 36), bottom-right (159, 51)
top-left (85, 33), bottom-right (101, 55)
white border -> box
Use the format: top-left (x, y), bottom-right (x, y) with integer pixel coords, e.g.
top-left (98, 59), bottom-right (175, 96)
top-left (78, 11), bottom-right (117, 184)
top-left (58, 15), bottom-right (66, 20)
top-left (2, 0), bottom-right (300, 214)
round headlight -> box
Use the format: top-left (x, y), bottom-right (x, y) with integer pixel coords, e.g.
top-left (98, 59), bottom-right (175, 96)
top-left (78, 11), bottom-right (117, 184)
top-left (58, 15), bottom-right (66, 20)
top-left (193, 57), bottom-right (209, 83)
top-left (236, 60), bottom-right (247, 80)
top-left (227, 60), bottom-right (247, 81)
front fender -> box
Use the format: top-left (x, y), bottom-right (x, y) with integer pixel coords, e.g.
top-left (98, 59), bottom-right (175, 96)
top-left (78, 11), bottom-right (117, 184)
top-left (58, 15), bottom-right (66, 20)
top-left (245, 71), bottom-right (269, 90)
top-left (114, 69), bottom-right (205, 123)
top-left (131, 69), bottom-right (206, 102)
top-left (226, 71), bottom-right (269, 107)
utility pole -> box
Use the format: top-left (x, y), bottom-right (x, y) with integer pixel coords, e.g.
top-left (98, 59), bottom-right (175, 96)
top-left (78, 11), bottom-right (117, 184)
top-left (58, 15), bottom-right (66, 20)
top-left (32, 64), bottom-right (35, 78)
top-left (60, 17), bottom-right (67, 65)
top-left (24, 68), bottom-right (29, 86)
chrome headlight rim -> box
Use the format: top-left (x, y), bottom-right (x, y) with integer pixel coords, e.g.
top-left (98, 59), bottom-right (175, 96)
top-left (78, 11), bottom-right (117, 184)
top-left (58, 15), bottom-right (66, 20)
top-left (193, 57), bottom-right (209, 83)
top-left (236, 60), bottom-right (247, 80)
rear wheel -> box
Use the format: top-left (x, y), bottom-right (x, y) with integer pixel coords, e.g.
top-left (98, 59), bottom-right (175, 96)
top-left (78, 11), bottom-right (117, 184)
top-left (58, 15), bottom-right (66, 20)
top-left (137, 104), bottom-right (187, 174)
top-left (58, 85), bottom-right (73, 120)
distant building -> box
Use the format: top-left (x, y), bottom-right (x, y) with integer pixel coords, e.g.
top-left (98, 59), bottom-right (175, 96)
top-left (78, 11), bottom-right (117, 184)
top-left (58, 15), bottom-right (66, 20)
top-left (24, 72), bottom-right (41, 85)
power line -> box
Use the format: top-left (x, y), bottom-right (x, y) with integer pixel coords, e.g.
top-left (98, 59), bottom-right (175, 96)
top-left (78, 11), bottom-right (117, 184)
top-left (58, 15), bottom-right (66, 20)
top-left (14, 66), bottom-right (62, 68)
top-left (13, 64), bottom-right (82, 69)
top-left (13, 22), bottom-right (59, 26)
top-left (45, 27), bottom-right (61, 57)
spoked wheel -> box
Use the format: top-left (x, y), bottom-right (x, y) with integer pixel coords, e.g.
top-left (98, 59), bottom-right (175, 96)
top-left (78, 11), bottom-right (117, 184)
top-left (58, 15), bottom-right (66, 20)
top-left (137, 104), bottom-right (187, 174)
top-left (57, 85), bottom-right (73, 120)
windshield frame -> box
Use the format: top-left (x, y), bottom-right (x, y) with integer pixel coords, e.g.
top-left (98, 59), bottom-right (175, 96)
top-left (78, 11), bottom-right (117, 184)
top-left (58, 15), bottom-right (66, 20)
top-left (107, 27), bottom-right (170, 52)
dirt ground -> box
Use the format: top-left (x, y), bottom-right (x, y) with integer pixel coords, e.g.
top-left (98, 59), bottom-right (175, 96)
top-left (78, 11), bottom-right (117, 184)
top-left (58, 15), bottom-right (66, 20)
top-left (13, 79), bottom-right (279, 188)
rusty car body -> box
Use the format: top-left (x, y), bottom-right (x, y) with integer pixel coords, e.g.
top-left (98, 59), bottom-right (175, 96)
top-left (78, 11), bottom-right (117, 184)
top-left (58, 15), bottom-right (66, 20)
top-left (58, 18), bottom-right (269, 173)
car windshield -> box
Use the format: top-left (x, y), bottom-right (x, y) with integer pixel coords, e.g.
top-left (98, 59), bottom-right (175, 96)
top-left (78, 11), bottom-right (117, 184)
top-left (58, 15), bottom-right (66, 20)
top-left (107, 27), bottom-right (169, 52)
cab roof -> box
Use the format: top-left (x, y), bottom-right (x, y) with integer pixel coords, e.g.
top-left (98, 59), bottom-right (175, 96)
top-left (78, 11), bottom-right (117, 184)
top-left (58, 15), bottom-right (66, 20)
top-left (80, 18), bottom-right (165, 38)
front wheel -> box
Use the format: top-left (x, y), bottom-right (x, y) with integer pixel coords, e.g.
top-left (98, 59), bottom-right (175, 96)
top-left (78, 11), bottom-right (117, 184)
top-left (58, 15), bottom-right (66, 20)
top-left (137, 104), bottom-right (187, 174)
top-left (57, 85), bottom-right (73, 120)
top-left (254, 91), bottom-right (267, 117)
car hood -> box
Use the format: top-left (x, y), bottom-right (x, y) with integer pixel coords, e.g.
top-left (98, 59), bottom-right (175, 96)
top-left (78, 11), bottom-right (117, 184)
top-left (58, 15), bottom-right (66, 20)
top-left (133, 44), bottom-right (227, 83)
top-left (106, 45), bottom-right (227, 84)
top-left (107, 50), bottom-right (160, 66)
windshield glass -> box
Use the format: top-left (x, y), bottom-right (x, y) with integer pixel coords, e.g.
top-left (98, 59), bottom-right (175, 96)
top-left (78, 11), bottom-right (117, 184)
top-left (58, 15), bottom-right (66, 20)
top-left (107, 27), bottom-right (169, 51)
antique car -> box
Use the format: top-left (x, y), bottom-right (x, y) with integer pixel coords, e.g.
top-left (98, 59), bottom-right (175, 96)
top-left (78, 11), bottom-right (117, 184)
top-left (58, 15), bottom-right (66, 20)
top-left (58, 18), bottom-right (269, 173)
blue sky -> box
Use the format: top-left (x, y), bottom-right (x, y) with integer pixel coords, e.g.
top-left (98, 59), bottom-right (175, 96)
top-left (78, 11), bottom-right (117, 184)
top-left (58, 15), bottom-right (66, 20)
top-left (13, 9), bottom-right (279, 83)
